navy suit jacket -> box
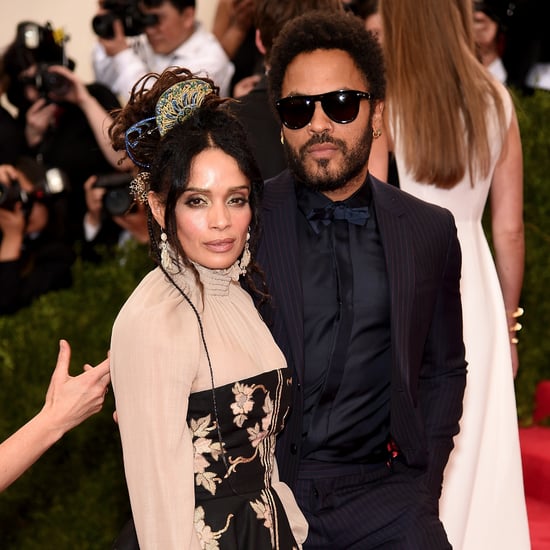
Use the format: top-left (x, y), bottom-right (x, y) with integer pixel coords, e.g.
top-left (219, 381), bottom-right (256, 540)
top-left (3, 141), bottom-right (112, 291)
top-left (256, 170), bottom-right (467, 500)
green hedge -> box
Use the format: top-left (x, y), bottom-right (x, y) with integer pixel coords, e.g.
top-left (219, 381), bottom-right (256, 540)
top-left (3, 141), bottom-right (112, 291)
top-left (513, 90), bottom-right (550, 422)
top-left (0, 90), bottom-right (549, 547)
top-left (0, 243), bottom-right (152, 549)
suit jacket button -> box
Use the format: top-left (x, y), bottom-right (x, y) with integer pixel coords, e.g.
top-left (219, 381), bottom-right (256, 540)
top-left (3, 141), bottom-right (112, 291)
top-left (290, 443), bottom-right (298, 454)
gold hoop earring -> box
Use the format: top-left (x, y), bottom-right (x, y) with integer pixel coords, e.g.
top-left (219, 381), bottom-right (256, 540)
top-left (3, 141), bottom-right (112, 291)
top-left (372, 128), bottom-right (382, 139)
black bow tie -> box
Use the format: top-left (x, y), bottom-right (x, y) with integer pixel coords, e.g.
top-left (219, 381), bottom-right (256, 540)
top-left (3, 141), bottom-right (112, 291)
top-left (306, 203), bottom-right (370, 234)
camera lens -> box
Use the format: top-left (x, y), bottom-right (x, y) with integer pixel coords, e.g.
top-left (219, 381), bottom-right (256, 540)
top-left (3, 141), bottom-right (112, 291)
top-left (92, 13), bottom-right (117, 39)
top-left (103, 187), bottom-right (134, 216)
top-left (0, 180), bottom-right (27, 211)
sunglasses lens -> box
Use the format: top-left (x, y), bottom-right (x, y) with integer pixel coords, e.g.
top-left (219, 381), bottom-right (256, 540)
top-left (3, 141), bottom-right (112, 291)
top-left (277, 97), bottom-right (314, 130)
top-left (322, 92), bottom-right (361, 124)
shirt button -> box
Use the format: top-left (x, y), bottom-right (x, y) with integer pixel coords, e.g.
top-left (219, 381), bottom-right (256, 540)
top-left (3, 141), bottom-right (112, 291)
top-left (290, 443), bottom-right (298, 454)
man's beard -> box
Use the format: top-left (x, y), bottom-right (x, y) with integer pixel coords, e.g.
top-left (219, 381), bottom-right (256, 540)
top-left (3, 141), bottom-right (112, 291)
top-left (284, 123), bottom-right (374, 193)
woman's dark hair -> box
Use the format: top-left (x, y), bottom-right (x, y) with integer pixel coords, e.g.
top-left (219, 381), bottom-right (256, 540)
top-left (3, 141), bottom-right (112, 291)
top-left (267, 10), bottom-right (385, 108)
top-left (110, 68), bottom-right (266, 297)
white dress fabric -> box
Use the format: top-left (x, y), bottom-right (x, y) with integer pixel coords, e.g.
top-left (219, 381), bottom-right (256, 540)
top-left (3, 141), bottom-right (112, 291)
top-left (391, 82), bottom-right (530, 550)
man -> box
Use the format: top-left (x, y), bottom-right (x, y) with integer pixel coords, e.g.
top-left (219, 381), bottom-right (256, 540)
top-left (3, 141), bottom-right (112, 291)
top-left (92, 0), bottom-right (234, 98)
top-left (228, 0), bottom-right (343, 180)
top-left (256, 11), bottom-right (467, 549)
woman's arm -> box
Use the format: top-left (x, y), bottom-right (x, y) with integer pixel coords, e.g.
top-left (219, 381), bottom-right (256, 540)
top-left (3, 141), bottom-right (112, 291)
top-left (489, 106), bottom-right (524, 377)
top-left (47, 66), bottom-right (133, 171)
top-left (0, 340), bottom-right (110, 492)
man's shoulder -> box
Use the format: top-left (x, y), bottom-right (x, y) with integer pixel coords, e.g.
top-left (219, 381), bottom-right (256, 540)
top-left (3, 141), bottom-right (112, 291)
top-left (370, 175), bottom-right (454, 222)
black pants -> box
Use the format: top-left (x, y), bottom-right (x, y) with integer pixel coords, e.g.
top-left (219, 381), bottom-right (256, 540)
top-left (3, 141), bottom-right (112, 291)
top-left (294, 459), bottom-right (451, 550)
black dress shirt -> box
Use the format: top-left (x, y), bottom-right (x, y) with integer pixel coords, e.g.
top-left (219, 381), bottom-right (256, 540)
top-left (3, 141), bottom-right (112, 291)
top-left (295, 178), bottom-right (392, 463)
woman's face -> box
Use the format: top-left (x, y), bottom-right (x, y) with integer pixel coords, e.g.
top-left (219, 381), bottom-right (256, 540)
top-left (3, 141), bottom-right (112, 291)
top-left (153, 148), bottom-right (252, 270)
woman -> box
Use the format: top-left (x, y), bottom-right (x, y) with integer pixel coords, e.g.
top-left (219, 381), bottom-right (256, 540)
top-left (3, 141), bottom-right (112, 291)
top-left (379, 0), bottom-right (529, 548)
top-left (108, 68), bottom-right (307, 549)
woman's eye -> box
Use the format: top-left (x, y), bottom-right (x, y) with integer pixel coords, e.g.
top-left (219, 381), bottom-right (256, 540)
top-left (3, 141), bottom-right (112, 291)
top-left (228, 196), bottom-right (249, 206)
top-left (185, 196), bottom-right (206, 207)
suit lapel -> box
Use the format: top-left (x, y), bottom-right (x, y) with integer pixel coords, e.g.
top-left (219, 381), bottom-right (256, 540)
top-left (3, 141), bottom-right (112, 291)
top-left (261, 172), bottom-right (305, 383)
top-left (371, 179), bottom-right (416, 393)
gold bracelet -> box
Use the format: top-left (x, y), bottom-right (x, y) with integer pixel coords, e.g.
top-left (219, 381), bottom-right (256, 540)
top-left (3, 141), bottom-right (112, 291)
top-left (507, 307), bottom-right (524, 319)
top-left (507, 307), bottom-right (524, 345)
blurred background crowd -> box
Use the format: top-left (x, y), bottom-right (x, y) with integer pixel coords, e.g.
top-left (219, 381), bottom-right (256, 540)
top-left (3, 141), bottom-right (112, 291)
top-left (0, 0), bottom-right (548, 314)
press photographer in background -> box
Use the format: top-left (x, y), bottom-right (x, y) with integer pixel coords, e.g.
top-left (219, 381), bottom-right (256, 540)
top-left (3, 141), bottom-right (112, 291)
top-left (0, 160), bottom-right (74, 315)
top-left (0, 21), bottom-right (128, 244)
top-left (81, 172), bottom-right (149, 263)
top-left (92, 0), bottom-right (234, 98)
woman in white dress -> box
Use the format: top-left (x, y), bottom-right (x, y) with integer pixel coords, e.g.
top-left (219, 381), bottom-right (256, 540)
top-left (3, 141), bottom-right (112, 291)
top-left (378, 0), bottom-right (530, 548)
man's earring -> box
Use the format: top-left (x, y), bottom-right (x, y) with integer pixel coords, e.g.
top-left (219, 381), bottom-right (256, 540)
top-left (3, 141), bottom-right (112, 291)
top-left (373, 128), bottom-right (382, 139)
top-left (280, 130), bottom-right (285, 145)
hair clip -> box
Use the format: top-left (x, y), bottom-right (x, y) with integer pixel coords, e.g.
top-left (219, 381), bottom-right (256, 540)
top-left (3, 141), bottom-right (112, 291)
top-left (124, 116), bottom-right (157, 169)
top-left (129, 171), bottom-right (151, 204)
top-left (155, 79), bottom-right (213, 136)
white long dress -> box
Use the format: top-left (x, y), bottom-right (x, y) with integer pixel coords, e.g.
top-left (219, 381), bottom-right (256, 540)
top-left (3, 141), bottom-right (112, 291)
top-left (392, 83), bottom-right (530, 550)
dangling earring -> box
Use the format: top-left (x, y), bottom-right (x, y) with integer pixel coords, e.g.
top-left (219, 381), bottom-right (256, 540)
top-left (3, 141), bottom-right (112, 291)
top-left (239, 230), bottom-right (251, 274)
top-left (280, 130), bottom-right (285, 145)
top-left (372, 128), bottom-right (382, 139)
top-left (238, 230), bottom-right (251, 275)
top-left (160, 229), bottom-right (172, 271)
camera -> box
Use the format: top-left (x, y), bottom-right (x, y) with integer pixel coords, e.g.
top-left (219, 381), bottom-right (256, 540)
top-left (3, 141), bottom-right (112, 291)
top-left (29, 63), bottom-right (72, 97)
top-left (0, 168), bottom-right (69, 212)
top-left (16, 22), bottom-right (73, 98)
top-left (93, 173), bottom-right (135, 216)
top-left (92, 0), bottom-right (159, 39)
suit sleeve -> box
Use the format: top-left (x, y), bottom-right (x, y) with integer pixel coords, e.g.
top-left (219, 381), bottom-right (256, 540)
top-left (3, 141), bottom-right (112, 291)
top-left (418, 213), bottom-right (467, 502)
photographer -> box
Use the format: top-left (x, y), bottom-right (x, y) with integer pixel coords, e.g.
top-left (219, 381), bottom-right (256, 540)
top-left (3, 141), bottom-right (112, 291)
top-left (92, 0), bottom-right (234, 98)
top-left (81, 173), bottom-right (149, 263)
top-left (0, 161), bottom-right (75, 315)
top-left (0, 21), bottom-right (127, 242)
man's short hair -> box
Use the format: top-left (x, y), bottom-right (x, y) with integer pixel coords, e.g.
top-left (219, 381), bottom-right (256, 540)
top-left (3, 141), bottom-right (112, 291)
top-left (268, 10), bottom-right (385, 105)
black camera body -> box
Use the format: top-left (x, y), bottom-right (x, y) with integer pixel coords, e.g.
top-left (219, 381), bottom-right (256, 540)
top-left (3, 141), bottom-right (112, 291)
top-left (0, 168), bottom-right (69, 213)
top-left (92, 0), bottom-right (159, 39)
top-left (93, 173), bottom-right (135, 216)
top-left (32, 63), bottom-right (72, 98)
top-left (0, 179), bottom-right (32, 212)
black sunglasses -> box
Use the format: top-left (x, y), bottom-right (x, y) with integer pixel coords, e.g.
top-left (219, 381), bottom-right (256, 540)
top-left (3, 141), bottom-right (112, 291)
top-left (275, 90), bottom-right (372, 130)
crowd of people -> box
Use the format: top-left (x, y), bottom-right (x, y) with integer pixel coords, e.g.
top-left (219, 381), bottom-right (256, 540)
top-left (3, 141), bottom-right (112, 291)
top-left (0, 0), bottom-right (542, 549)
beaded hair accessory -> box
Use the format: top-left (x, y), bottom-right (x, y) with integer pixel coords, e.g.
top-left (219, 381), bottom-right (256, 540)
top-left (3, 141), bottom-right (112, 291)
top-left (125, 78), bottom-right (214, 202)
top-left (124, 78), bottom-right (214, 168)
top-left (155, 78), bottom-right (213, 136)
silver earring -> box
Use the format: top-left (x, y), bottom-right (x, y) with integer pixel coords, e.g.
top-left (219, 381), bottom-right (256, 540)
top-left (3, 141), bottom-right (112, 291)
top-left (238, 230), bottom-right (251, 275)
top-left (160, 229), bottom-right (172, 271)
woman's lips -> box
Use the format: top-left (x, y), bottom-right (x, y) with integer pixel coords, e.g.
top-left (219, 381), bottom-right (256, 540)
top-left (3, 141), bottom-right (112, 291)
top-left (204, 238), bottom-right (235, 253)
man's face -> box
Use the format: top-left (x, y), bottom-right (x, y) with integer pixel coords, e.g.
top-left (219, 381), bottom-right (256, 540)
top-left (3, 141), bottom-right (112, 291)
top-left (141, 2), bottom-right (195, 55)
top-left (279, 49), bottom-right (379, 199)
